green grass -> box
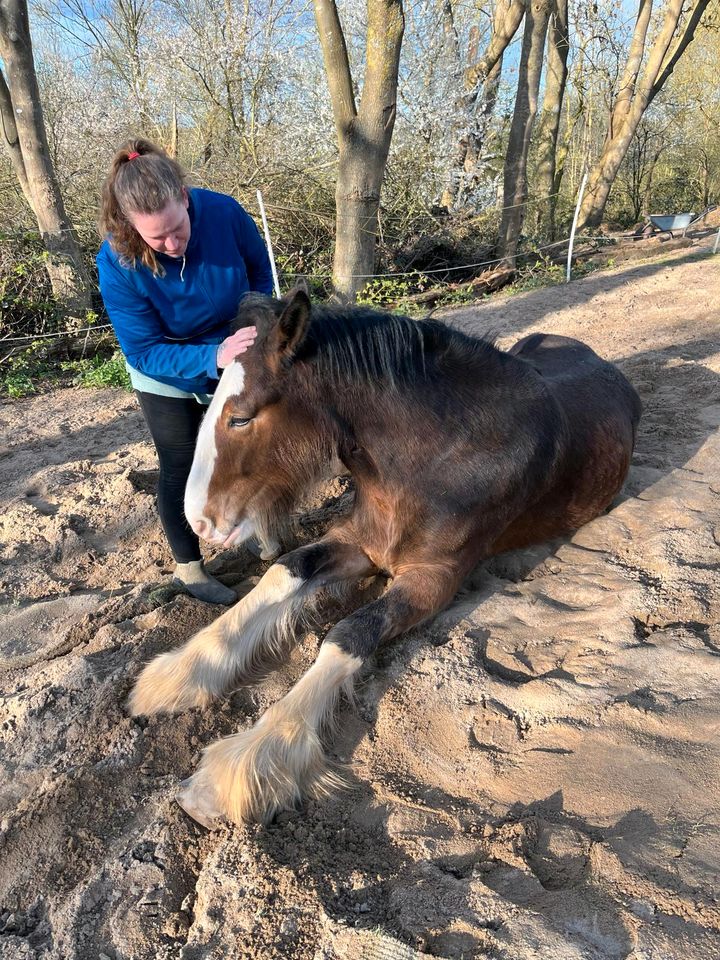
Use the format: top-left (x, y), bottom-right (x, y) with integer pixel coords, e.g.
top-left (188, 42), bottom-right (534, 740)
top-left (2, 341), bottom-right (131, 398)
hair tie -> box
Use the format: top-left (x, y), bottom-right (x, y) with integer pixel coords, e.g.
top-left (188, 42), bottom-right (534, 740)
top-left (127, 151), bottom-right (141, 161)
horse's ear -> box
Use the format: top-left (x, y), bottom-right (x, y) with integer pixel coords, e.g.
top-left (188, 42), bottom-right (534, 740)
top-left (275, 288), bottom-right (311, 360)
top-left (291, 276), bottom-right (311, 297)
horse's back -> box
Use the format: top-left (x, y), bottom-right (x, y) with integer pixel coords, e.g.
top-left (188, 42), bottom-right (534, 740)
top-left (490, 332), bottom-right (642, 552)
top-left (510, 332), bottom-right (628, 386)
top-left (509, 332), bottom-right (641, 433)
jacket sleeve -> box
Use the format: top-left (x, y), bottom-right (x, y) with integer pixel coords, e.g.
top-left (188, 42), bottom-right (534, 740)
top-left (97, 252), bottom-right (220, 380)
top-left (233, 202), bottom-right (275, 295)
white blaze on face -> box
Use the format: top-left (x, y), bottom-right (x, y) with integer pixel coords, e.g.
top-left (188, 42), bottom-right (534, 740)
top-left (185, 361), bottom-right (247, 539)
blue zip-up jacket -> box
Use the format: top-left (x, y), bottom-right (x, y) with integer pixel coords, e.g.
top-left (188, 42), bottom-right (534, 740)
top-left (96, 188), bottom-right (274, 394)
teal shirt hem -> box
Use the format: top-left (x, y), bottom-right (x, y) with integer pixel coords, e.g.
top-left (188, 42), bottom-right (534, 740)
top-left (126, 362), bottom-right (213, 405)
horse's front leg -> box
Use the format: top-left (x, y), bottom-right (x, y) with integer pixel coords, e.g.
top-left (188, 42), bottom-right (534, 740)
top-left (178, 563), bottom-right (462, 826)
top-left (128, 538), bottom-right (376, 717)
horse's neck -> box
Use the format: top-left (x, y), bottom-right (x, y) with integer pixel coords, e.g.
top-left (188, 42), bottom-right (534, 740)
top-left (286, 372), bottom-right (357, 474)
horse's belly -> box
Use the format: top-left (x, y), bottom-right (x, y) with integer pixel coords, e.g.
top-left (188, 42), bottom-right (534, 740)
top-left (491, 409), bottom-right (636, 554)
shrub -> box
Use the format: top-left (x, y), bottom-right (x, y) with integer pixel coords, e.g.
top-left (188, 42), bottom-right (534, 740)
top-left (0, 233), bottom-right (60, 338)
top-left (2, 340), bottom-right (131, 398)
top-left (509, 255), bottom-right (566, 293)
top-left (1, 339), bottom-right (57, 398)
top-left (357, 272), bottom-right (430, 307)
top-left (61, 350), bottom-right (132, 390)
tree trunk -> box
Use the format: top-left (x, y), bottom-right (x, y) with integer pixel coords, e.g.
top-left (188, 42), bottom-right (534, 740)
top-left (0, 66), bottom-right (32, 207)
top-left (642, 149), bottom-right (662, 218)
top-left (442, 0), bottom-right (526, 212)
top-left (700, 151), bottom-right (710, 209)
top-left (497, 0), bottom-right (552, 265)
top-left (611, 0), bottom-right (653, 139)
top-left (551, 93), bottom-right (584, 220)
top-left (167, 100), bottom-right (179, 158)
top-left (578, 0), bottom-right (711, 230)
top-left (314, 0), bottom-right (404, 302)
top-left (0, 0), bottom-right (91, 317)
top-left (534, 0), bottom-right (569, 239)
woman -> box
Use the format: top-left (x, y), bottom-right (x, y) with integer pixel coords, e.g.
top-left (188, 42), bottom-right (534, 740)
top-left (97, 138), bottom-right (273, 604)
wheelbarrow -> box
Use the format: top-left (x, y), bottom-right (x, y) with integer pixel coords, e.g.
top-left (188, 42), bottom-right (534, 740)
top-left (648, 212), bottom-right (696, 237)
top-left (632, 205), bottom-right (717, 242)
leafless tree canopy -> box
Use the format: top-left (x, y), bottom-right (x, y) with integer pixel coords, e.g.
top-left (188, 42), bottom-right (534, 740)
top-left (1, 0), bottom-right (718, 308)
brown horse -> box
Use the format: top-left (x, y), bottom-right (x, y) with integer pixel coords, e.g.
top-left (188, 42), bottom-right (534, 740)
top-left (128, 289), bottom-right (641, 826)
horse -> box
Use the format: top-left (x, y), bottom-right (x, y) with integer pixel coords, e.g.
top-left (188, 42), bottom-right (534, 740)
top-left (128, 288), bottom-right (642, 827)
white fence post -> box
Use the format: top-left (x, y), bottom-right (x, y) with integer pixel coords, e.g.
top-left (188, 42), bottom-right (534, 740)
top-left (256, 189), bottom-right (281, 298)
top-left (567, 170), bottom-right (589, 283)
top-left (714, 225), bottom-right (720, 255)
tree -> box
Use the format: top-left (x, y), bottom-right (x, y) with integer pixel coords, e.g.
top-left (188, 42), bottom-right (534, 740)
top-left (0, 68), bottom-right (33, 207)
top-left (0, 0), bottom-right (91, 316)
top-left (577, 0), bottom-right (713, 230)
top-left (497, 0), bottom-right (552, 264)
top-left (37, 0), bottom-right (156, 133)
top-left (313, 0), bottom-right (404, 301)
top-left (442, 0), bottom-right (527, 211)
top-left (656, 22), bottom-right (720, 211)
top-left (533, 0), bottom-right (569, 237)
top-left (615, 116), bottom-right (675, 222)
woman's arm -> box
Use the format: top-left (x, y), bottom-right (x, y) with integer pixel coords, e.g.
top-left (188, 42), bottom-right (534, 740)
top-left (98, 252), bottom-right (220, 380)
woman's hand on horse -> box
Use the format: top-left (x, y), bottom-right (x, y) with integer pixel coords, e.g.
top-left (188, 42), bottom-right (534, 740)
top-left (217, 327), bottom-right (257, 369)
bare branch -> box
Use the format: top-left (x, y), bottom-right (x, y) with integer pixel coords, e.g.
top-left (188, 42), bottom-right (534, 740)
top-left (313, 0), bottom-right (356, 137)
top-left (464, 0), bottom-right (526, 90)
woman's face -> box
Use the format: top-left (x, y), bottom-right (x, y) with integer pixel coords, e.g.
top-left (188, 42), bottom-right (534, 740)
top-left (129, 190), bottom-right (191, 257)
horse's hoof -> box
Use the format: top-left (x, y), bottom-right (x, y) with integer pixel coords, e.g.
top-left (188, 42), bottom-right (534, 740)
top-left (246, 535), bottom-right (282, 562)
top-left (259, 543), bottom-right (282, 561)
top-left (128, 651), bottom-right (213, 717)
top-left (176, 775), bottom-right (223, 829)
top-left (195, 716), bottom-right (337, 825)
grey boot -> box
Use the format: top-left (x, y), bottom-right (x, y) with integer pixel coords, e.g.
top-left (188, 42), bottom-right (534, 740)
top-left (173, 561), bottom-right (237, 605)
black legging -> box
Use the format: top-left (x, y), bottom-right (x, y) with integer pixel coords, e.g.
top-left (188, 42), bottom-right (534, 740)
top-left (136, 390), bottom-right (208, 563)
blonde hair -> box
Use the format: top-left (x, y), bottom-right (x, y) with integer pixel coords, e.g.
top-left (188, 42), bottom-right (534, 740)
top-left (99, 138), bottom-right (188, 274)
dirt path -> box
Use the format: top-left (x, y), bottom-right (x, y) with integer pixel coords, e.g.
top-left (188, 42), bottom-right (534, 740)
top-left (1, 240), bottom-right (719, 960)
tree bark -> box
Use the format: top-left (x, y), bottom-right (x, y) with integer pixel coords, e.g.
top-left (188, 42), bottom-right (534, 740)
top-left (534, 0), bottom-right (569, 238)
top-left (0, 0), bottom-right (91, 316)
top-left (611, 0), bottom-right (653, 139)
top-left (550, 37), bottom-right (588, 219)
top-left (0, 65), bottom-right (32, 206)
top-left (314, 0), bottom-right (404, 302)
top-left (578, 0), bottom-right (711, 230)
top-left (497, 0), bottom-right (552, 265)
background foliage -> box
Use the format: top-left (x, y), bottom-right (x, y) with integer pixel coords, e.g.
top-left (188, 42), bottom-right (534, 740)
top-left (1, 0), bottom-right (718, 392)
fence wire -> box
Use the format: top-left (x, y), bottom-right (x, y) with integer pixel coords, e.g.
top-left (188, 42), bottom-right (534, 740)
top-left (1, 231), bottom-right (607, 347)
top-left (0, 184), bottom-right (602, 347)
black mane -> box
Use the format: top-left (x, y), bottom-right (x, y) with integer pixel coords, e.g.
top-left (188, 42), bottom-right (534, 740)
top-left (235, 292), bottom-right (504, 391)
top-left (276, 301), bottom-right (499, 387)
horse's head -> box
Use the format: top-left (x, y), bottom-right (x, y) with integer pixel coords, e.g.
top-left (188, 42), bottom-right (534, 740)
top-left (185, 287), bottom-right (312, 548)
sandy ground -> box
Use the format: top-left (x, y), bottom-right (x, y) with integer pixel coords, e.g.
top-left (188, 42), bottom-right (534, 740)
top-left (1, 235), bottom-right (719, 960)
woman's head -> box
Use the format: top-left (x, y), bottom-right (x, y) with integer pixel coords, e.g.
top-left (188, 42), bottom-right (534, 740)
top-left (99, 138), bottom-right (191, 271)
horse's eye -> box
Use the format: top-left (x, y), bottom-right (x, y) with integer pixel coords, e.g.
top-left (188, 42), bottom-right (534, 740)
top-left (229, 416), bottom-right (252, 428)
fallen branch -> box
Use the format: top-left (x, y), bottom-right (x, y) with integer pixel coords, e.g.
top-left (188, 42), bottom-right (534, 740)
top-left (392, 265), bottom-right (516, 308)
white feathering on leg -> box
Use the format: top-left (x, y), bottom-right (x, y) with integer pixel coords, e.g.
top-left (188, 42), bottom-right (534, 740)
top-left (177, 642), bottom-right (362, 825)
top-left (128, 563), bottom-right (306, 716)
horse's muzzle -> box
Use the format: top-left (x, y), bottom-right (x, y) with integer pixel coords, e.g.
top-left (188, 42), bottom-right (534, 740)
top-left (190, 515), bottom-right (255, 549)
